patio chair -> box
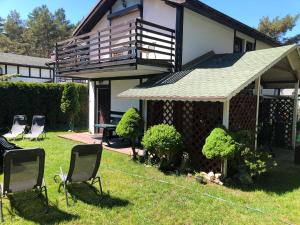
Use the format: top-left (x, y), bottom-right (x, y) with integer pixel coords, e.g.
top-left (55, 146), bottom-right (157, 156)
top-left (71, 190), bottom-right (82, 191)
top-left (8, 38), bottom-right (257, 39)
top-left (24, 115), bottom-right (46, 140)
top-left (3, 115), bottom-right (27, 140)
top-left (54, 144), bottom-right (103, 206)
top-left (0, 148), bottom-right (48, 222)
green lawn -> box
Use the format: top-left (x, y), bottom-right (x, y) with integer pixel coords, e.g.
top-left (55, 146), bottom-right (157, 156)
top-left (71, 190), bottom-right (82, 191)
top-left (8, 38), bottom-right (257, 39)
top-left (2, 132), bottom-right (300, 224)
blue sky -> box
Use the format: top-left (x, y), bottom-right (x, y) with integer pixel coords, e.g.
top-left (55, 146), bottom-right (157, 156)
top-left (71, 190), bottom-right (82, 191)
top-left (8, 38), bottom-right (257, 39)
top-left (0, 0), bottom-right (299, 36)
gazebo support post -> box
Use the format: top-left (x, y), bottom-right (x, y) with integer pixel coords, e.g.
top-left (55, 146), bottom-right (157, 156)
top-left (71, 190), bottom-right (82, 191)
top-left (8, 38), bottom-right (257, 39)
top-left (254, 77), bottom-right (261, 150)
top-left (222, 100), bottom-right (230, 177)
top-left (142, 100), bottom-right (148, 132)
top-left (292, 81), bottom-right (299, 150)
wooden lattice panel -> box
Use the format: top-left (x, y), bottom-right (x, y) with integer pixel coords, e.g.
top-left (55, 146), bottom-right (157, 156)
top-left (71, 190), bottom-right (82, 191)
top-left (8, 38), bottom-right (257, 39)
top-left (259, 97), bottom-right (294, 148)
top-left (147, 100), bottom-right (223, 172)
top-left (229, 94), bottom-right (257, 132)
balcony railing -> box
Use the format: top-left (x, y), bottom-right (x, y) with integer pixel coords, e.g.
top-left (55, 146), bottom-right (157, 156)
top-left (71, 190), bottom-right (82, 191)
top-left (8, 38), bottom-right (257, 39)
top-left (56, 18), bottom-right (176, 76)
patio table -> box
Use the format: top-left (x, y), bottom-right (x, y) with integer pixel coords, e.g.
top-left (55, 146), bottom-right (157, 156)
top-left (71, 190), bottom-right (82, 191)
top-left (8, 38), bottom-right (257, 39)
top-left (95, 123), bottom-right (117, 146)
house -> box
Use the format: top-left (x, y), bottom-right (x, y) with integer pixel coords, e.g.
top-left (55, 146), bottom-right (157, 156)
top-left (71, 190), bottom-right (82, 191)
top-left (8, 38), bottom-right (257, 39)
top-left (0, 18), bottom-right (4, 34)
top-left (0, 52), bottom-right (55, 82)
top-left (55, 0), bottom-right (300, 172)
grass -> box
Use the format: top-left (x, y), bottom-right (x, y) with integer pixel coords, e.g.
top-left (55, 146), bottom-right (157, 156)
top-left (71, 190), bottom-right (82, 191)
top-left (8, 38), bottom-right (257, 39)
top-left (1, 131), bottom-right (300, 224)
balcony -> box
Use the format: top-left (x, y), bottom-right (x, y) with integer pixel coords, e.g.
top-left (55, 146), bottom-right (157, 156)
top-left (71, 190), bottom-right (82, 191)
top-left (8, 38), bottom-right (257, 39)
top-left (55, 19), bottom-right (176, 79)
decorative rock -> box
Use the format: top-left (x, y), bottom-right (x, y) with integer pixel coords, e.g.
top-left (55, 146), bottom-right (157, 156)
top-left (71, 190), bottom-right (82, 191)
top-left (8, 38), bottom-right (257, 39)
top-left (215, 173), bottom-right (222, 179)
top-left (207, 171), bottom-right (215, 181)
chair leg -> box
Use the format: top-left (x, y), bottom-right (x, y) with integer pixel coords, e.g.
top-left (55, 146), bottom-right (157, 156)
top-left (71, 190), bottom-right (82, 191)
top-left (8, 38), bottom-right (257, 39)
top-left (0, 195), bottom-right (3, 222)
top-left (64, 182), bottom-right (69, 207)
top-left (97, 177), bottom-right (103, 196)
top-left (42, 186), bottom-right (49, 213)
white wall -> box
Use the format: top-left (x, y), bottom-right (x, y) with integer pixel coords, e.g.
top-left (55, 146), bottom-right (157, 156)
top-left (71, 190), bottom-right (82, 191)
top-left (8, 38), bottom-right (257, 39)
top-left (111, 79), bottom-right (140, 113)
top-left (0, 64), bottom-right (52, 81)
top-left (10, 77), bottom-right (50, 83)
top-left (6, 65), bottom-right (17, 74)
top-left (256, 40), bottom-right (272, 50)
top-left (41, 69), bottom-right (51, 78)
top-left (31, 68), bottom-right (40, 77)
top-left (143, 0), bottom-right (176, 30)
top-left (182, 8), bottom-right (234, 64)
top-left (89, 81), bottom-right (96, 134)
top-left (92, 11), bottom-right (110, 32)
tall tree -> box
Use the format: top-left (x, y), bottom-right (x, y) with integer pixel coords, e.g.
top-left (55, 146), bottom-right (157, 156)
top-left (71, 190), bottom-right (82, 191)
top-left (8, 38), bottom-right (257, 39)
top-left (54, 8), bottom-right (75, 42)
top-left (258, 14), bottom-right (300, 44)
top-left (0, 34), bottom-right (30, 54)
top-left (24, 5), bottom-right (57, 57)
top-left (4, 10), bottom-right (24, 41)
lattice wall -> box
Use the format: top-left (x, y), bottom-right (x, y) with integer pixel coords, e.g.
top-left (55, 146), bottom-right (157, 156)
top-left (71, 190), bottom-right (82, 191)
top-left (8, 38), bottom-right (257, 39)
top-left (147, 100), bottom-right (223, 172)
top-left (229, 94), bottom-right (257, 132)
top-left (259, 97), bottom-right (294, 148)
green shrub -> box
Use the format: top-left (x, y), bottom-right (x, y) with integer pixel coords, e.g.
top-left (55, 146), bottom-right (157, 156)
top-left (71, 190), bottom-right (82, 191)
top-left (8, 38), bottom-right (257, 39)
top-left (202, 127), bottom-right (240, 159)
top-left (0, 81), bottom-right (88, 130)
top-left (60, 83), bottom-right (80, 130)
top-left (231, 130), bottom-right (277, 184)
top-left (116, 108), bottom-right (142, 159)
top-left (142, 124), bottom-right (183, 168)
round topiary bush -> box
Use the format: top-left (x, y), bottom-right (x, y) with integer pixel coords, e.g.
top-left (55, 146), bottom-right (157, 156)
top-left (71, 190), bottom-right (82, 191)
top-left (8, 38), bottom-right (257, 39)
top-left (142, 124), bottom-right (183, 167)
top-left (116, 107), bottom-right (142, 159)
top-left (202, 127), bottom-right (240, 159)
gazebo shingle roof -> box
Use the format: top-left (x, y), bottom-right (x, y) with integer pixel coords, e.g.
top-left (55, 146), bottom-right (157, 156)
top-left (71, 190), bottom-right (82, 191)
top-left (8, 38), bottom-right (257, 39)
top-left (119, 44), bottom-right (299, 102)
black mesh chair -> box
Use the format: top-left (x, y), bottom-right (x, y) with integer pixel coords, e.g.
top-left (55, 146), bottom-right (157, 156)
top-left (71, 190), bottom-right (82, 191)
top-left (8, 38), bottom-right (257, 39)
top-left (3, 115), bottom-right (27, 140)
top-left (0, 148), bottom-right (48, 221)
top-left (54, 144), bottom-right (103, 206)
top-left (24, 115), bottom-right (46, 140)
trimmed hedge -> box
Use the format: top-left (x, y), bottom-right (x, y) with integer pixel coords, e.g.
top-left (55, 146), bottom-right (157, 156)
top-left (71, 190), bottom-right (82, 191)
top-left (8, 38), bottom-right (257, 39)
top-left (0, 81), bottom-right (88, 130)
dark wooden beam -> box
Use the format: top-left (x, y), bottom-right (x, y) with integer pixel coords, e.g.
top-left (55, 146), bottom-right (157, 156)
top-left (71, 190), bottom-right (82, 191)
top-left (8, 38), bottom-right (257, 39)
top-left (175, 6), bottom-right (184, 71)
top-left (233, 29), bottom-right (236, 53)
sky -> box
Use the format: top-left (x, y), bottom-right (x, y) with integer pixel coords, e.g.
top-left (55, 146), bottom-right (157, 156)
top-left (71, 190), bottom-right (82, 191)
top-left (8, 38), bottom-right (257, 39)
top-left (0, 0), bottom-right (299, 36)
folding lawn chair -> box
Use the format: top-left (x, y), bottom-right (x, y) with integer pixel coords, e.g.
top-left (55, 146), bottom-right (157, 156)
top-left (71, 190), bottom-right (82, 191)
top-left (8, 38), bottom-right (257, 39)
top-left (24, 115), bottom-right (46, 140)
top-left (54, 144), bottom-right (103, 206)
top-left (3, 115), bottom-right (27, 140)
top-left (0, 148), bottom-right (48, 222)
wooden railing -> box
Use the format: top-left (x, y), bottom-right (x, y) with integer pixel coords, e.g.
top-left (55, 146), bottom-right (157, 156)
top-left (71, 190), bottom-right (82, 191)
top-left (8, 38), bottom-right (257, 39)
top-left (56, 18), bottom-right (176, 75)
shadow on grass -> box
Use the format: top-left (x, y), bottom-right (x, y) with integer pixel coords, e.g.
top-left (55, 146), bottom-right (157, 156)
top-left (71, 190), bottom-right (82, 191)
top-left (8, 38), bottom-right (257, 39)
top-left (227, 149), bottom-right (300, 195)
top-left (68, 183), bottom-right (130, 208)
top-left (7, 192), bottom-right (78, 224)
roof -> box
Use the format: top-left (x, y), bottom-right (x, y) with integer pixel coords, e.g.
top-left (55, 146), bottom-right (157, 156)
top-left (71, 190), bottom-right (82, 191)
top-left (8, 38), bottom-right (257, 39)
top-left (119, 44), bottom-right (299, 102)
top-left (73, 0), bottom-right (280, 47)
top-left (73, 0), bottom-right (117, 36)
top-left (0, 52), bottom-right (50, 68)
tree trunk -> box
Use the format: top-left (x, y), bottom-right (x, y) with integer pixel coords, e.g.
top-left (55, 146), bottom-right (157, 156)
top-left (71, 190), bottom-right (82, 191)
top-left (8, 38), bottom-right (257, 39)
top-left (131, 137), bottom-right (137, 160)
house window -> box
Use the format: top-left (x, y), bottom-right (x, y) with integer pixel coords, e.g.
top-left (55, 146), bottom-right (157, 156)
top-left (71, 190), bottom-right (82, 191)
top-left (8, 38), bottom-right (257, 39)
top-left (234, 37), bottom-right (244, 53)
top-left (246, 41), bottom-right (254, 52)
top-left (122, 0), bottom-right (127, 8)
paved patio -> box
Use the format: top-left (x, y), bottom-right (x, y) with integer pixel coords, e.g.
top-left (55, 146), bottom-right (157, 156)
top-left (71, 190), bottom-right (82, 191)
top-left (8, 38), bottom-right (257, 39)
top-left (59, 132), bottom-right (144, 156)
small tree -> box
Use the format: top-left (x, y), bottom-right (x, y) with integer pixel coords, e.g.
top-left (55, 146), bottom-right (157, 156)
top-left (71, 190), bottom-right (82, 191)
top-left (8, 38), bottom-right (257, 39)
top-left (202, 127), bottom-right (240, 160)
top-left (142, 124), bottom-right (183, 169)
top-left (60, 83), bottom-right (80, 130)
top-left (116, 108), bottom-right (142, 160)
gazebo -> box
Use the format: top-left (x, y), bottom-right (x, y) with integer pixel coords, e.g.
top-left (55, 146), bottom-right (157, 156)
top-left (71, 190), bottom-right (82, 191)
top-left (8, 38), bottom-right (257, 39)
top-left (119, 44), bottom-right (300, 174)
